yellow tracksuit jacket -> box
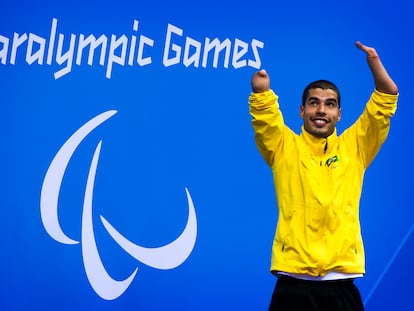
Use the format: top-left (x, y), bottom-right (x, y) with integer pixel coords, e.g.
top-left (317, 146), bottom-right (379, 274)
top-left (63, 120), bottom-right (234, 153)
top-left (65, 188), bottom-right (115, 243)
top-left (249, 89), bottom-right (398, 277)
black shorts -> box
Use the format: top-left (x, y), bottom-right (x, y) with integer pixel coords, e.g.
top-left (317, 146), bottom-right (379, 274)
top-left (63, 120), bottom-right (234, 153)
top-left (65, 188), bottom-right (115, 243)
top-left (269, 275), bottom-right (364, 311)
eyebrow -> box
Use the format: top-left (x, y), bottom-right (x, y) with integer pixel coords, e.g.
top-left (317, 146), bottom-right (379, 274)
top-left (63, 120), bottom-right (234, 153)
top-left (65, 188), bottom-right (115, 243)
top-left (307, 97), bottom-right (338, 103)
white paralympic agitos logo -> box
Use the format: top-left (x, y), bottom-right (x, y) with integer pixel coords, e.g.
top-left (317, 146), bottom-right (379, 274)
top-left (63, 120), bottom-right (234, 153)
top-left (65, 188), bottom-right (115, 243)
top-left (40, 110), bottom-right (197, 300)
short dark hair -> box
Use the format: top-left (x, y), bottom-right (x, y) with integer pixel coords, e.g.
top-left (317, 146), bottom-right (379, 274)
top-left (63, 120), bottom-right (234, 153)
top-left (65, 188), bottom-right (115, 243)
top-left (302, 80), bottom-right (341, 107)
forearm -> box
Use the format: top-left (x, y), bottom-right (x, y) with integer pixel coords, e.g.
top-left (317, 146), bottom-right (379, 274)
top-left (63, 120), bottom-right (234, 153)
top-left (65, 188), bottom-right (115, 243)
top-left (367, 55), bottom-right (398, 95)
top-left (356, 41), bottom-right (398, 95)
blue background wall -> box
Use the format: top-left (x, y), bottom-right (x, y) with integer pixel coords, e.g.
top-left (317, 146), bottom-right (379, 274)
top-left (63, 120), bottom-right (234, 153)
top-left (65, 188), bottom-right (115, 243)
top-left (1, 0), bottom-right (412, 310)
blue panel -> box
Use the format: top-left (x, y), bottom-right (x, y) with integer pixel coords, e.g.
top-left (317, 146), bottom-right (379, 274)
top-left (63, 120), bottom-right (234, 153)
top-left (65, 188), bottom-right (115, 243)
top-left (364, 224), bottom-right (414, 310)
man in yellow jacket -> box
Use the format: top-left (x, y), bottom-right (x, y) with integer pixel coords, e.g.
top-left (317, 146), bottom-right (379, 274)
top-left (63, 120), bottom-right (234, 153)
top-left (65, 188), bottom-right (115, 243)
top-left (249, 42), bottom-right (398, 311)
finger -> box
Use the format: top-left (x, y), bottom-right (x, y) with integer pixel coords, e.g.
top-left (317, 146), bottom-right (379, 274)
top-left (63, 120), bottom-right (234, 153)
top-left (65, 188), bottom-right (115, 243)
top-left (259, 69), bottom-right (267, 75)
top-left (355, 41), bottom-right (378, 58)
top-left (355, 41), bottom-right (366, 51)
top-left (256, 69), bottom-right (267, 77)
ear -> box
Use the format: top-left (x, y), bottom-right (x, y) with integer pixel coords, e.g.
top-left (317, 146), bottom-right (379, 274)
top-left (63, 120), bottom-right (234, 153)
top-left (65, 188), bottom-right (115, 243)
top-left (299, 105), bottom-right (304, 118)
top-left (337, 108), bottom-right (342, 122)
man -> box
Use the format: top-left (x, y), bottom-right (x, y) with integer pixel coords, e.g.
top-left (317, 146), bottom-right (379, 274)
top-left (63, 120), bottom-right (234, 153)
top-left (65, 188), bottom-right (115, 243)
top-left (249, 42), bottom-right (398, 310)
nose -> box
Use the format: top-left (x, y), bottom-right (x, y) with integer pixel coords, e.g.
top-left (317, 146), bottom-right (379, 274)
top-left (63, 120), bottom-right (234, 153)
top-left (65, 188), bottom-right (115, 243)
top-left (316, 103), bottom-right (326, 114)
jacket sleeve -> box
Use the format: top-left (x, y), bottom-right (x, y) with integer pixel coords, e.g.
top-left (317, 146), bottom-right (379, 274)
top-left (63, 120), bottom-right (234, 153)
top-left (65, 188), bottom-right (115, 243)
top-left (249, 90), bottom-right (287, 167)
top-left (344, 90), bottom-right (398, 168)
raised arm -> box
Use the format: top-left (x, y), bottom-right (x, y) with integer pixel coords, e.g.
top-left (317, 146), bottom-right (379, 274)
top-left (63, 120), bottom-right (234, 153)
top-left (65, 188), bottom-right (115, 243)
top-left (356, 41), bottom-right (398, 95)
top-left (251, 69), bottom-right (271, 93)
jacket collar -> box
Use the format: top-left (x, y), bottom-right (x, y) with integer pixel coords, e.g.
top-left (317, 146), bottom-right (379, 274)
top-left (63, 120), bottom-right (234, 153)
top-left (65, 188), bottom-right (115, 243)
top-left (300, 126), bottom-right (338, 156)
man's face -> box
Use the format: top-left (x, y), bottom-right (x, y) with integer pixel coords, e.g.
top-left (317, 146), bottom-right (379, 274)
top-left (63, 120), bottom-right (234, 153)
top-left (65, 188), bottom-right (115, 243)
top-left (300, 88), bottom-right (341, 138)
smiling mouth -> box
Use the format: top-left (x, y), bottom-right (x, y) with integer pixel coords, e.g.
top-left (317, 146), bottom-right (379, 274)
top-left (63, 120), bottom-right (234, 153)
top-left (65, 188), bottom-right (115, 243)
top-left (312, 119), bottom-right (328, 127)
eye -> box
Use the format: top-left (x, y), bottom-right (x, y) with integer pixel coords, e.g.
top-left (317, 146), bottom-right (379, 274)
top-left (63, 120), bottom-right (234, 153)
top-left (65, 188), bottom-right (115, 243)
top-left (326, 101), bottom-right (337, 108)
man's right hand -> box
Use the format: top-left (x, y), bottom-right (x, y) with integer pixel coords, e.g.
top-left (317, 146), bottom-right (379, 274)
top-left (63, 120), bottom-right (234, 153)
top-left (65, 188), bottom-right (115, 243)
top-left (251, 69), bottom-right (270, 93)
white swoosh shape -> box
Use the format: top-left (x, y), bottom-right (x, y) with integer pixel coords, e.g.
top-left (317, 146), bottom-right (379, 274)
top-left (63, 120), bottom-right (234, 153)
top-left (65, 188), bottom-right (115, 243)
top-left (82, 141), bottom-right (138, 300)
top-left (40, 109), bottom-right (197, 300)
top-left (40, 110), bottom-right (117, 244)
top-left (100, 187), bottom-right (197, 270)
